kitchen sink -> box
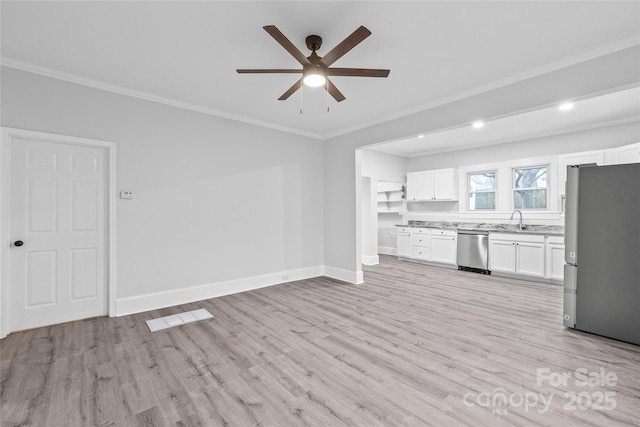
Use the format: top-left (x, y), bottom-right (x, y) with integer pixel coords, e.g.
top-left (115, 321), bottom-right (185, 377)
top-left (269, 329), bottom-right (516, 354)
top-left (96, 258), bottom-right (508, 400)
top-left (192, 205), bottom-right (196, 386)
top-left (505, 224), bottom-right (530, 231)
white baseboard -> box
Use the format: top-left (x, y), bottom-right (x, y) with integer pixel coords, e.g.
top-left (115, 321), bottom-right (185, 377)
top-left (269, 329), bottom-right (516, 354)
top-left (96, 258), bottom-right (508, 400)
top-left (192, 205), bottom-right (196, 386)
top-left (116, 265), bottom-right (324, 316)
top-left (378, 246), bottom-right (396, 255)
top-left (324, 265), bottom-right (364, 284)
top-left (361, 254), bottom-right (379, 265)
top-left (116, 262), bottom-right (368, 317)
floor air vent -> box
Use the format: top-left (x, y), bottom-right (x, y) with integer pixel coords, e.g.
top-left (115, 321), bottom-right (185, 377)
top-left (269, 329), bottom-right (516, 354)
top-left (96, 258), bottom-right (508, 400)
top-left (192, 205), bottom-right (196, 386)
top-left (146, 308), bottom-right (213, 332)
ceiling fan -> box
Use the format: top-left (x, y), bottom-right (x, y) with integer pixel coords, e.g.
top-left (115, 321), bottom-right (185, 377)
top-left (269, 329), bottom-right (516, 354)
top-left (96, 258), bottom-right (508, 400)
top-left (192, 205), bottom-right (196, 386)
top-left (237, 25), bottom-right (390, 102)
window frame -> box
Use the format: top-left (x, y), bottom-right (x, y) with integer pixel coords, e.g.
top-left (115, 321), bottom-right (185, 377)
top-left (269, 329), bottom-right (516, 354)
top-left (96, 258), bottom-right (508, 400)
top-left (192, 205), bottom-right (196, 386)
top-left (512, 164), bottom-right (549, 210)
top-left (467, 169), bottom-right (497, 211)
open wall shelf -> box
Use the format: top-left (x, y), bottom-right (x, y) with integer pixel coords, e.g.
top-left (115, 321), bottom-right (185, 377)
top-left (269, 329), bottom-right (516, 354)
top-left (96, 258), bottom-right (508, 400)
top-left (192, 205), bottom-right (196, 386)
top-left (377, 181), bottom-right (405, 214)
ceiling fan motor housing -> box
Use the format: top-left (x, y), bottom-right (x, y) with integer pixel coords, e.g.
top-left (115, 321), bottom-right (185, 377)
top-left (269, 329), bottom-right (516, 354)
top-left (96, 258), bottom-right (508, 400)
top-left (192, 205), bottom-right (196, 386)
top-left (305, 35), bottom-right (322, 52)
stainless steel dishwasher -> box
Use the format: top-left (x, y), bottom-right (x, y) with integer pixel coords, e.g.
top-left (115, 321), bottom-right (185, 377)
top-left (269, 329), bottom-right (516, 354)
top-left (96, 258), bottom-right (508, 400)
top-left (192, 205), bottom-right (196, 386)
top-left (456, 230), bottom-right (490, 274)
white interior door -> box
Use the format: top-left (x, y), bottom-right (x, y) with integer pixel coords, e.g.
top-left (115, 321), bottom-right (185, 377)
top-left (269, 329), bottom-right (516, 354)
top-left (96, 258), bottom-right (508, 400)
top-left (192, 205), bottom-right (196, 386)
top-left (8, 137), bottom-right (107, 332)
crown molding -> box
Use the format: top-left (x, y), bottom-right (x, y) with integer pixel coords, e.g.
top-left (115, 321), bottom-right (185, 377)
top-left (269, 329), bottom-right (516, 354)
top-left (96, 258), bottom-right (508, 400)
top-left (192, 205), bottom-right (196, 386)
top-left (0, 57), bottom-right (324, 140)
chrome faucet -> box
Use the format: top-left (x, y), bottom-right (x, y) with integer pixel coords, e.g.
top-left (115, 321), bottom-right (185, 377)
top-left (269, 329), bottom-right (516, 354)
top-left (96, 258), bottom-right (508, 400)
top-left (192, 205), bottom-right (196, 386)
top-left (510, 209), bottom-right (523, 230)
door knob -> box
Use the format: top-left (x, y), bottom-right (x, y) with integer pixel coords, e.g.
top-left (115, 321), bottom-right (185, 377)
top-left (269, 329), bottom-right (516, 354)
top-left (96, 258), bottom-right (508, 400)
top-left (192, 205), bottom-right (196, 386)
top-left (14, 240), bottom-right (24, 247)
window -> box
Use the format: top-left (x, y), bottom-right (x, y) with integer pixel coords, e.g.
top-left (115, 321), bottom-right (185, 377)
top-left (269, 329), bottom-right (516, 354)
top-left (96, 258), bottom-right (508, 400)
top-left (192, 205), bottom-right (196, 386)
top-left (468, 171), bottom-right (496, 210)
top-left (513, 166), bottom-right (548, 209)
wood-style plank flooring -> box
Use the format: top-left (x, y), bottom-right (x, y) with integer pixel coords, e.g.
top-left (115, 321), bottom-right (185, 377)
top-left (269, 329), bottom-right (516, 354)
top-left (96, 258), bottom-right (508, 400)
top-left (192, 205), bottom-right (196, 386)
top-left (1, 255), bottom-right (639, 426)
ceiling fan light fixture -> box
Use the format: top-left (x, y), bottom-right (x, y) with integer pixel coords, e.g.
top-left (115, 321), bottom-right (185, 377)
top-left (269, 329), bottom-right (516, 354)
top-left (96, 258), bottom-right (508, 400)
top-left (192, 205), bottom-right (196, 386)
top-left (303, 71), bottom-right (326, 88)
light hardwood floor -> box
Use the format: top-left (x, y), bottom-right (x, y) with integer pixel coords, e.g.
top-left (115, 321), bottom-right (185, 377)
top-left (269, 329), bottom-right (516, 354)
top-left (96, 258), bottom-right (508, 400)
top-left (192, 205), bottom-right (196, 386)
top-left (1, 255), bottom-right (639, 426)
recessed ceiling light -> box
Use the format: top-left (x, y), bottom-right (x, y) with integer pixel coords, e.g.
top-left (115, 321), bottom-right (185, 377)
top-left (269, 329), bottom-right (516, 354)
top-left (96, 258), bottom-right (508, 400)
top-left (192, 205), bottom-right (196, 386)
top-left (559, 102), bottom-right (574, 111)
top-left (418, 134), bottom-right (425, 138)
top-left (472, 121), bottom-right (485, 129)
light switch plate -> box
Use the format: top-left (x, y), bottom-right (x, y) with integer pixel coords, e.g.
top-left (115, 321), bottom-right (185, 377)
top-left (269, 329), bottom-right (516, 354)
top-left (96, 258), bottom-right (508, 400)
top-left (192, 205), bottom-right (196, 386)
top-left (120, 191), bottom-right (134, 199)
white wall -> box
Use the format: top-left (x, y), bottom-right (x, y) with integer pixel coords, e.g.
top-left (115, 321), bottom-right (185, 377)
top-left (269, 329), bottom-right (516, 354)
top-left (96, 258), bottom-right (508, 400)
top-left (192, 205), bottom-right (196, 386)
top-left (360, 176), bottom-right (378, 265)
top-left (323, 45), bottom-right (640, 279)
top-left (1, 66), bottom-right (325, 313)
top-left (323, 138), bottom-right (364, 283)
top-left (360, 149), bottom-right (408, 182)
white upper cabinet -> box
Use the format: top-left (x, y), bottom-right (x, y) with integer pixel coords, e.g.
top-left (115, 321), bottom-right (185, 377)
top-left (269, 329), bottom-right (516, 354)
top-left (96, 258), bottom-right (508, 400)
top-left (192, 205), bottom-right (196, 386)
top-left (406, 168), bottom-right (458, 201)
top-left (406, 172), bottom-right (418, 201)
top-left (611, 143), bottom-right (640, 165)
top-left (433, 169), bottom-right (458, 200)
top-left (559, 150), bottom-right (605, 196)
top-left (416, 171), bottom-right (434, 200)
top-left (559, 143), bottom-right (640, 199)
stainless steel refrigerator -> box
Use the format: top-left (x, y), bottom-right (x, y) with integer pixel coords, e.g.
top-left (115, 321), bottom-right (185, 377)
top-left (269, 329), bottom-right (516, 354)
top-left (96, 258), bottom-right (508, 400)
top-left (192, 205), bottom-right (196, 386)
top-left (564, 163), bottom-right (640, 345)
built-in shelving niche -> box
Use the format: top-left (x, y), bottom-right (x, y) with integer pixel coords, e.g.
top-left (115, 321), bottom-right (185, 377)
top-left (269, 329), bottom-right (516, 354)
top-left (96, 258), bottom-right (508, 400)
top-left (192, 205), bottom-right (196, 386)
top-left (377, 180), bottom-right (404, 255)
top-left (377, 181), bottom-right (404, 214)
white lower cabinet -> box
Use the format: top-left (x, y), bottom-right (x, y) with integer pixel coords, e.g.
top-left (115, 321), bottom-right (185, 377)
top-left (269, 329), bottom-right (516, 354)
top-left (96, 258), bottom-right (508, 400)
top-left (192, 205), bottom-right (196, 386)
top-left (489, 233), bottom-right (545, 278)
top-left (429, 229), bottom-right (457, 265)
top-left (397, 227), bottom-right (412, 258)
top-left (489, 239), bottom-right (517, 273)
top-left (412, 246), bottom-right (430, 260)
top-left (411, 228), bottom-right (430, 260)
top-left (546, 236), bottom-right (565, 281)
top-left (399, 228), bottom-right (560, 280)
top-left (412, 234), bottom-right (430, 248)
top-left (404, 228), bottom-right (457, 265)
top-left (517, 241), bottom-right (546, 277)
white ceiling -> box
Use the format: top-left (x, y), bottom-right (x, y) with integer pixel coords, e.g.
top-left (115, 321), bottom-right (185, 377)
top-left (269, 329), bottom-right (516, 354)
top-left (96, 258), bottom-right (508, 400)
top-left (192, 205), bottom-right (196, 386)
top-left (1, 1), bottom-right (639, 140)
top-left (368, 87), bottom-right (640, 157)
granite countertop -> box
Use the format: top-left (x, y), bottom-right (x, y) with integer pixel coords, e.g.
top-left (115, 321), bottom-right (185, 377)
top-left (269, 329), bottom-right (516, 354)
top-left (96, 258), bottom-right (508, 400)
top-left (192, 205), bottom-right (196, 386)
top-left (397, 220), bottom-right (564, 236)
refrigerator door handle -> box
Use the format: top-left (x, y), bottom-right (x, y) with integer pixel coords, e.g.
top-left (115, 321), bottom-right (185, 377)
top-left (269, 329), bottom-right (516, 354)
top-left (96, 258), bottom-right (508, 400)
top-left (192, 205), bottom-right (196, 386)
top-left (564, 165), bottom-right (579, 264)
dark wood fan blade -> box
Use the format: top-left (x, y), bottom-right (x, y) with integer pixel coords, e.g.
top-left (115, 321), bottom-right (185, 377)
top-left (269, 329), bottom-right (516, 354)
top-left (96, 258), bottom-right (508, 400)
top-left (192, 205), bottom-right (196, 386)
top-left (320, 26), bottom-right (371, 67)
top-left (263, 25), bottom-right (311, 66)
top-left (325, 79), bottom-right (346, 102)
top-left (278, 78), bottom-right (303, 100)
top-left (328, 68), bottom-right (390, 77)
top-left (237, 69), bottom-right (302, 74)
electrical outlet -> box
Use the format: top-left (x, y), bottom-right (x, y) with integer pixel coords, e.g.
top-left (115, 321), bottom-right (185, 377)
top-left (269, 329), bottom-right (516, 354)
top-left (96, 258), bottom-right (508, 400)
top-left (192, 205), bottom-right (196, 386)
top-left (120, 191), bottom-right (134, 200)
top-left (282, 275), bottom-right (289, 281)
